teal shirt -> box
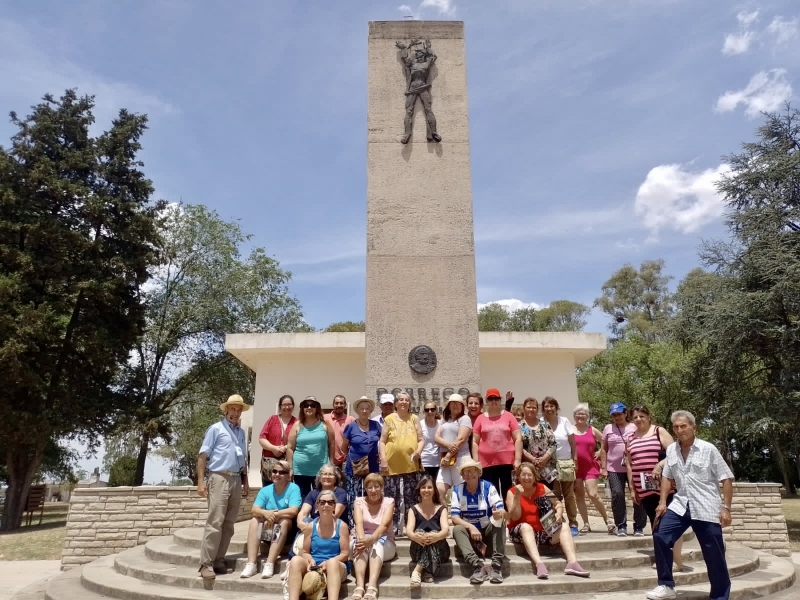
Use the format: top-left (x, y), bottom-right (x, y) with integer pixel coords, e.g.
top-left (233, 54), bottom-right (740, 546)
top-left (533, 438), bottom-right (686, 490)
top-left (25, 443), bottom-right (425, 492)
top-left (293, 421), bottom-right (329, 476)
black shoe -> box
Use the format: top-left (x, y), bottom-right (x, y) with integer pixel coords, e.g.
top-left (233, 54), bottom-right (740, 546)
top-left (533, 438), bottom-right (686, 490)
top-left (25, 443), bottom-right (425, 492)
top-left (213, 560), bottom-right (233, 575)
top-left (469, 565), bottom-right (488, 584)
top-left (489, 564), bottom-right (503, 583)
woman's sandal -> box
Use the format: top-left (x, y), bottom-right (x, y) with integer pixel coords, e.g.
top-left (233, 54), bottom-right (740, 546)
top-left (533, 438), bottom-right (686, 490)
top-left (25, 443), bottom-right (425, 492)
top-left (410, 570), bottom-right (422, 588)
top-left (364, 585), bottom-right (379, 600)
top-left (421, 572), bottom-right (434, 583)
top-left (351, 587), bottom-right (365, 600)
top-left (579, 524), bottom-right (591, 534)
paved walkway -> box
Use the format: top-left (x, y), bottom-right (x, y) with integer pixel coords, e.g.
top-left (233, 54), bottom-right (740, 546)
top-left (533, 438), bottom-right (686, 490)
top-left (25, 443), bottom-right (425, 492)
top-left (2, 561), bottom-right (61, 600)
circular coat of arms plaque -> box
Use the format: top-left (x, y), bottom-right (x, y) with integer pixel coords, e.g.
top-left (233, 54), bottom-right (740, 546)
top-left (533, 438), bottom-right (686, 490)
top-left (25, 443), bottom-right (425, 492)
top-left (408, 345), bottom-right (437, 374)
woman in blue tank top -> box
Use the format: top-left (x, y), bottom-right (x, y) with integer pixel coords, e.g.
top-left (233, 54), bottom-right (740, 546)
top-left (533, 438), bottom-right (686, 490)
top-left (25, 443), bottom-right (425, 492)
top-left (286, 490), bottom-right (350, 600)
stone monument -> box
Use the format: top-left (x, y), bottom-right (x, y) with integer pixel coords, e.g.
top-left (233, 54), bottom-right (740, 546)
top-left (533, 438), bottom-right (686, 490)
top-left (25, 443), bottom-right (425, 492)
top-left (366, 21), bottom-right (480, 410)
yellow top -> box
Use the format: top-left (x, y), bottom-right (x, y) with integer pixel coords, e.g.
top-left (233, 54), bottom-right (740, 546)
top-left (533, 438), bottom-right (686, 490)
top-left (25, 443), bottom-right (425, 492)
top-left (384, 413), bottom-right (420, 475)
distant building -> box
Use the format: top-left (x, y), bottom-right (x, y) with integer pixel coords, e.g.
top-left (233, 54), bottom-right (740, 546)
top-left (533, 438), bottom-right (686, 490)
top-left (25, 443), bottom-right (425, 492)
top-left (76, 467), bottom-right (108, 489)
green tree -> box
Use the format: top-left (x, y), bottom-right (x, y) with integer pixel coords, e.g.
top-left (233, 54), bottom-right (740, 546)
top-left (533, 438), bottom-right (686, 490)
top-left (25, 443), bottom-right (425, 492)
top-left (118, 204), bottom-right (304, 485)
top-left (594, 260), bottom-right (673, 341)
top-left (0, 90), bottom-right (163, 530)
top-left (324, 321), bottom-right (365, 332)
top-left (478, 301), bottom-right (589, 332)
top-left (108, 456), bottom-right (138, 487)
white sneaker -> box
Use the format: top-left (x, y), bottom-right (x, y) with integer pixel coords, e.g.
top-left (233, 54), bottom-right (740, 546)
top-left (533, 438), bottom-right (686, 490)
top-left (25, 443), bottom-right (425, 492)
top-left (646, 585), bottom-right (677, 599)
top-left (261, 562), bottom-right (275, 579)
top-left (240, 562), bottom-right (258, 578)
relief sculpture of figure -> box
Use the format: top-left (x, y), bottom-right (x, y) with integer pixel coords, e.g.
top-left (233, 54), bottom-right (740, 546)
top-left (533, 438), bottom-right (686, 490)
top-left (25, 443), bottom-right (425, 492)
top-left (395, 38), bottom-right (442, 144)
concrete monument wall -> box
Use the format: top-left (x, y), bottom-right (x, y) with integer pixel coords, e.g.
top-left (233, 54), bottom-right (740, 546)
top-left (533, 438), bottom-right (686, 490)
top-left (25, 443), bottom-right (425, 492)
top-left (365, 21), bottom-right (481, 399)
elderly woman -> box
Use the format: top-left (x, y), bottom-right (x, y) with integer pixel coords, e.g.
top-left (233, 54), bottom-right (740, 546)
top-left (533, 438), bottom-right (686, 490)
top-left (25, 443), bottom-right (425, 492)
top-left (434, 393), bottom-right (472, 499)
top-left (350, 473), bottom-right (395, 600)
top-left (601, 402), bottom-right (645, 536)
top-left (519, 397), bottom-right (558, 488)
top-left (296, 463), bottom-right (348, 535)
top-left (572, 403), bottom-right (613, 533)
top-left (378, 391), bottom-right (423, 537)
top-left (241, 460), bottom-right (301, 579)
top-left (259, 395), bottom-right (298, 487)
top-left (407, 474), bottom-right (450, 586)
top-left (342, 397), bottom-right (383, 526)
top-left (287, 396), bottom-right (335, 498)
top-left (450, 458), bottom-right (507, 585)
top-left (506, 462), bottom-right (589, 579)
top-left (541, 396), bottom-right (579, 537)
top-left (286, 490), bottom-right (350, 600)
top-left (627, 405), bottom-right (683, 570)
top-left (472, 387), bottom-right (522, 498)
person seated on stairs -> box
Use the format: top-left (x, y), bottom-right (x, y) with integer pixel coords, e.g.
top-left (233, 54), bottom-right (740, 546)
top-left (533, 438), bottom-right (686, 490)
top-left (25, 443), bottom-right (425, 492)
top-left (407, 474), bottom-right (451, 587)
top-left (287, 490), bottom-right (351, 600)
top-left (449, 457), bottom-right (507, 584)
top-left (505, 462), bottom-right (589, 580)
top-left (240, 460), bottom-right (301, 579)
top-left (350, 473), bottom-right (395, 600)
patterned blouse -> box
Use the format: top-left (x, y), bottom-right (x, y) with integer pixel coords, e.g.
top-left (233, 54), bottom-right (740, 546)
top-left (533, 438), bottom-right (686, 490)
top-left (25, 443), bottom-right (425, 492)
top-left (519, 420), bottom-right (556, 463)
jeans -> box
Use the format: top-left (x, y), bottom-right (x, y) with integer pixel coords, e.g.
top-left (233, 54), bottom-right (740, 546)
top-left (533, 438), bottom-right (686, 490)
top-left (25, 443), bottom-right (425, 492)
top-left (607, 471), bottom-right (646, 531)
top-left (452, 522), bottom-right (506, 568)
top-left (653, 506), bottom-right (730, 600)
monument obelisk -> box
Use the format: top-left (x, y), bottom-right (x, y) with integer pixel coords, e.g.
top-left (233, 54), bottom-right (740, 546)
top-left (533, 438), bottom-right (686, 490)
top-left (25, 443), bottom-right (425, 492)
top-left (365, 21), bottom-right (480, 407)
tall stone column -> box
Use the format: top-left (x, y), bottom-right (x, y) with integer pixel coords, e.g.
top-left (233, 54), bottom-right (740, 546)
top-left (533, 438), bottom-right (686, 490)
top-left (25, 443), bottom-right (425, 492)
top-left (365, 21), bottom-right (480, 409)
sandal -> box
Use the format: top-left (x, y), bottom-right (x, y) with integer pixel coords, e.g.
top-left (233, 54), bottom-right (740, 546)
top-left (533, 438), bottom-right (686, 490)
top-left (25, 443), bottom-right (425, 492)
top-left (579, 524), bottom-right (591, 534)
top-left (351, 588), bottom-right (365, 600)
top-left (364, 586), bottom-right (379, 600)
top-left (606, 522), bottom-right (617, 534)
top-left (421, 573), bottom-right (434, 583)
top-left (410, 570), bottom-right (422, 588)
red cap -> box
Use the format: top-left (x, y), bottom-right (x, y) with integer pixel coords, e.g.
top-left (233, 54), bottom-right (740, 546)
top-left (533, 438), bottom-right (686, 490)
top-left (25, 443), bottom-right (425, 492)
top-left (485, 388), bottom-right (501, 399)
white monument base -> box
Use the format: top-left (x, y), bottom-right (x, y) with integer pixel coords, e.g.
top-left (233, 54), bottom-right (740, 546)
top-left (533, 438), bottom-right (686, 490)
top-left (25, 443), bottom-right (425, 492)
top-left (225, 331), bottom-right (606, 483)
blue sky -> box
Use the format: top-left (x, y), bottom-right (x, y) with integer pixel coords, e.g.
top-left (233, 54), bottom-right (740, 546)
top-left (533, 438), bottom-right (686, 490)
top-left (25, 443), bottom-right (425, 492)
top-left (2, 0), bottom-right (798, 482)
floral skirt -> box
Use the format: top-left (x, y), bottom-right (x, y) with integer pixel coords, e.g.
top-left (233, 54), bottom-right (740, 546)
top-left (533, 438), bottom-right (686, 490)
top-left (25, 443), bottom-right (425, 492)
top-left (409, 539), bottom-right (451, 575)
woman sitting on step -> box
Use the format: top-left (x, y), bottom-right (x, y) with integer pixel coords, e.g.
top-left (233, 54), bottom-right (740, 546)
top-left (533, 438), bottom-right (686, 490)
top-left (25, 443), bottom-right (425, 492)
top-left (350, 473), bottom-right (395, 600)
top-left (286, 490), bottom-right (350, 600)
top-left (406, 474), bottom-right (451, 586)
top-left (506, 462), bottom-right (589, 579)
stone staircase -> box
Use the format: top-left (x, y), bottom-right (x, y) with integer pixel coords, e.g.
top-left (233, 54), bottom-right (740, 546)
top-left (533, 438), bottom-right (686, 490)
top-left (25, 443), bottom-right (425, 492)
top-left (45, 520), bottom-right (797, 600)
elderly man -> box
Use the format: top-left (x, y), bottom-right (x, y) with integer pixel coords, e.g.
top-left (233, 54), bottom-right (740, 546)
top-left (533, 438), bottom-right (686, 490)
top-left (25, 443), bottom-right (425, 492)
top-left (371, 393), bottom-right (395, 427)
top-left (324, 395), bottom-right (354, 474)
top-left (647, 410), bottom-right (734, 600)
top-left (197, 394), bottom-right (251, 579)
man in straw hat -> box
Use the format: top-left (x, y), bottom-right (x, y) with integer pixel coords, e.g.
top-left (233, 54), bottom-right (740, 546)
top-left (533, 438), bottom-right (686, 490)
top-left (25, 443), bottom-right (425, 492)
top-left (450, 457), bottom-right (508, 584)
top-left (196, 394), bottom-right (251, 579)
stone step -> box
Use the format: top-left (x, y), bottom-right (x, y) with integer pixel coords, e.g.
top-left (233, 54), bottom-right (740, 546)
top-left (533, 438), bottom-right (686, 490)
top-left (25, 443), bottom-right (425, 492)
top-left (171, 525), bottom-right (695, 557)
top-left (43, 557), bottom-right (798, 600)
top-left (111, 542), bottom-right (760, 596)
top-left (145, 533), bottom-right (706, 576)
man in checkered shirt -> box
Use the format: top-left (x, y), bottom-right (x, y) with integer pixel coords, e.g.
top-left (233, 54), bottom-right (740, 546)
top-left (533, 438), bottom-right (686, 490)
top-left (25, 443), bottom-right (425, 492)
top-left (646, 411), bottom-right (734, 600)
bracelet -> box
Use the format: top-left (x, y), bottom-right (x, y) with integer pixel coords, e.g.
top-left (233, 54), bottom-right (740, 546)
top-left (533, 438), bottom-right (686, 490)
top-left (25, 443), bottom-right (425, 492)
top-left (722, 505), bottom-right (731, 511)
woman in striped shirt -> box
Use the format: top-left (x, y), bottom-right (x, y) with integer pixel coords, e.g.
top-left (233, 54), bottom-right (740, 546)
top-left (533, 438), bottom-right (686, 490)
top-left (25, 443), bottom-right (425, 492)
top-left (626, 406), bottom-right (683, 570)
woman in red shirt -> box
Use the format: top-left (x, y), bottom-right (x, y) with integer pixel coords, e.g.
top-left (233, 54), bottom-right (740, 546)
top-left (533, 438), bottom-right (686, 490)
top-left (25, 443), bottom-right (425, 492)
top-left (506, 463), bottom-right (589, 580)
top-left (258, 395), bottom-right (298, 487)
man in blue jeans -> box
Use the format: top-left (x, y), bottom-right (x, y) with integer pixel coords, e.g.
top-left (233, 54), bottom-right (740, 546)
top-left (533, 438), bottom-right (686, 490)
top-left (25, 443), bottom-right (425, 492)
top-left (646, 410), bottom-right (734, 600)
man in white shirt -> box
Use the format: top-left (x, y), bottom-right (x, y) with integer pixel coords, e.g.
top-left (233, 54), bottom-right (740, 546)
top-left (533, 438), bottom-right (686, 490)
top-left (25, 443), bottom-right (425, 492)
top-left (646, 411), bottom-right (734, 600)
top-left (371, 393), bottom-right (395, 426)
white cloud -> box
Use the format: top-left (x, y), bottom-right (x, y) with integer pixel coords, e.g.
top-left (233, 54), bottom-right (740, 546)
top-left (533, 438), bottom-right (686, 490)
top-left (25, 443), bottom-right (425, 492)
top-left (397, 5), bottom-right (413, 14)
top-left (737, 10), bottom-right (760, 29)
top-left (477, 299), bottom-right (544, 312)
top-left (714, 69), bottom-right (793, 118)
top-left (767, 16), bottom-right (799, 45)
top-left (420, 0), bottom-right (456, 15)
top-left (634, 163), bottom-right (731, 235)
top-left (722, 10), bottom-right (759, 55)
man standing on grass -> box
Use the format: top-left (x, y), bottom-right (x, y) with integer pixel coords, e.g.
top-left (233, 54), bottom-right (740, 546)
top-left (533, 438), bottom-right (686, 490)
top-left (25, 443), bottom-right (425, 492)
top-left (196, 394), bottom-right (250, 580)
top-left (647, 410), bottom-right (734, 600)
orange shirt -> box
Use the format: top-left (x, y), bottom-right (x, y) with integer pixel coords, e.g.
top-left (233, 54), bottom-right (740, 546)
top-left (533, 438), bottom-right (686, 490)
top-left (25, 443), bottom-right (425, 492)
top-left (507, 483), bottom-right (548, 532)
top-left (324, 412), bottom-right (355, 466)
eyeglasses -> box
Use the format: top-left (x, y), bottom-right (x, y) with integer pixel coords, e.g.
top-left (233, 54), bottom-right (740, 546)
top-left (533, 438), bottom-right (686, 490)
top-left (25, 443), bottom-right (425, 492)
top-left (424, 408), bottom-right (437, 413)
top-left (272, 469), bottom-right (289, 475)
top-left (280, 404), bottom-right (293, 409)
top-left (318, 499), bottom-right (336, 506)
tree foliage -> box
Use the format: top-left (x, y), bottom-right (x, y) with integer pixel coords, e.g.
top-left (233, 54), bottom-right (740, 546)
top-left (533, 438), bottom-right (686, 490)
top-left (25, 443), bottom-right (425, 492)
top-left (0, 90), bottom-right (163, 529)
top-left (324, 321), bottom-right (365, 332)
top-left (117, 204), bottom-right (301, 485)
top-left (477, 301), bottom-right (589, 332)
top-left (108, 456), bottom-right (138, 487)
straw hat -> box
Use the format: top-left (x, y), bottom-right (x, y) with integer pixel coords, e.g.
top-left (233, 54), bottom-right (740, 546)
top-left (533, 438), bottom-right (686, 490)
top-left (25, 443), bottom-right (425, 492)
top-left (458, 457), bottom-right (483, 476)
top-left (355, 396), bottom-right (376, 412)
top-left (219, 394), bottom-right (250, 412)
top-left (446, 393), bottom-right (465, 408)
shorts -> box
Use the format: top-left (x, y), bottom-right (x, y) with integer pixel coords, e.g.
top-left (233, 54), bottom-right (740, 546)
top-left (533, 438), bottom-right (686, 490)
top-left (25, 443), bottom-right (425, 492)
top-left (509, 523), bottom-right (553, 546)
top-left (436, 464), bottom-right (464, 488)
top-left (349, 535), bottom-right (396, 562)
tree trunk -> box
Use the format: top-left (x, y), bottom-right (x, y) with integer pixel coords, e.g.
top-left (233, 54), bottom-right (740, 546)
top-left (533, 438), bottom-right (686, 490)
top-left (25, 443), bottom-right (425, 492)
top-left (133, 431), bottom-right (150, 487)
top-left (772, 441), bottom-right (792, 493)
top-left (1, 435), bottom-right (48, 531)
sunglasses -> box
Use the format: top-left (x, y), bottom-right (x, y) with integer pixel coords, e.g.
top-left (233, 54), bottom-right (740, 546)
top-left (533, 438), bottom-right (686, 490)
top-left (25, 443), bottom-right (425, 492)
top-left (424, 408), bottom-right (437, 413)
top-left (272, 469), bottom-right (289, 475)
top-left (611, 412), bottom-right (625, 416)
top-left (318, 499), bottom-right (336, 507)
top-left (301, 404), bottom-right (316, 409)
top-left (487, 397), bottom-right (501, 401)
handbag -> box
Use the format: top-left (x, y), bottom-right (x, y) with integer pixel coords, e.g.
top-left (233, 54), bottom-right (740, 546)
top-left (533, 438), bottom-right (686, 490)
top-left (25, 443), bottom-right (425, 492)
top-left (351, 455), bottom-right (370, 477)
top-left (261, 457), bottom-right (278, 483)
top-left (556, 459), bottom-right (576, 482)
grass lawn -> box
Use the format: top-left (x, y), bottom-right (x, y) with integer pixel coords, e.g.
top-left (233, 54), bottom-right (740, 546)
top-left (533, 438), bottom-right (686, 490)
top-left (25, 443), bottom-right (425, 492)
top-left (782, 496), bottom-right (800, 552)
top-left (0, 502), bottom-right (69, 560)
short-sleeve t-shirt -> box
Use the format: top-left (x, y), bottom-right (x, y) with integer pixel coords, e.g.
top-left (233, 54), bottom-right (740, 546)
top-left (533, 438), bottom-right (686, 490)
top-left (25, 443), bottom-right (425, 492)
top-left (437, 415), bottom-right (472, 460)
top-left (473, 411), bottom-right (520, 467)
top-left (293, 421), bottom-right (329, 476)
top-left (602, 422), bottom-right (636, 473)
top-left (551, 416), bottom-right (575, 460)
top-left (255, 482), bottom-right (302, 511)
top-left (507, 482), bottom-right (549, 532)
top-left (383, 413), bottom-right (420, 475)
top-left (342, 419), bottom-right (382, 477)
top-left (450, 479), bottom-right (504, 528)
top-left (303, 487), bottom-right (348, 519)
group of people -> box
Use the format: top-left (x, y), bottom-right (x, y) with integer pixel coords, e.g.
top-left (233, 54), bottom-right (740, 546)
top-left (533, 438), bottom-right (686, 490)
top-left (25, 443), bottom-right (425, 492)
top-left (196, 391), bottom-right (736, 600)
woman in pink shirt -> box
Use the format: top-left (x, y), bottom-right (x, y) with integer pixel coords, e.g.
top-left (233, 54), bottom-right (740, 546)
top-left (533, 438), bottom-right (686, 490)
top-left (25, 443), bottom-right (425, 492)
top-left (471, 387), bottom-right (522, 497)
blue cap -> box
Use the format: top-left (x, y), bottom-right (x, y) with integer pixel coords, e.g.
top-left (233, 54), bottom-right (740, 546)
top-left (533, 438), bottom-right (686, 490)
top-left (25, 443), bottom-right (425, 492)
top-left (609, 402), bottom-right (627, 415)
